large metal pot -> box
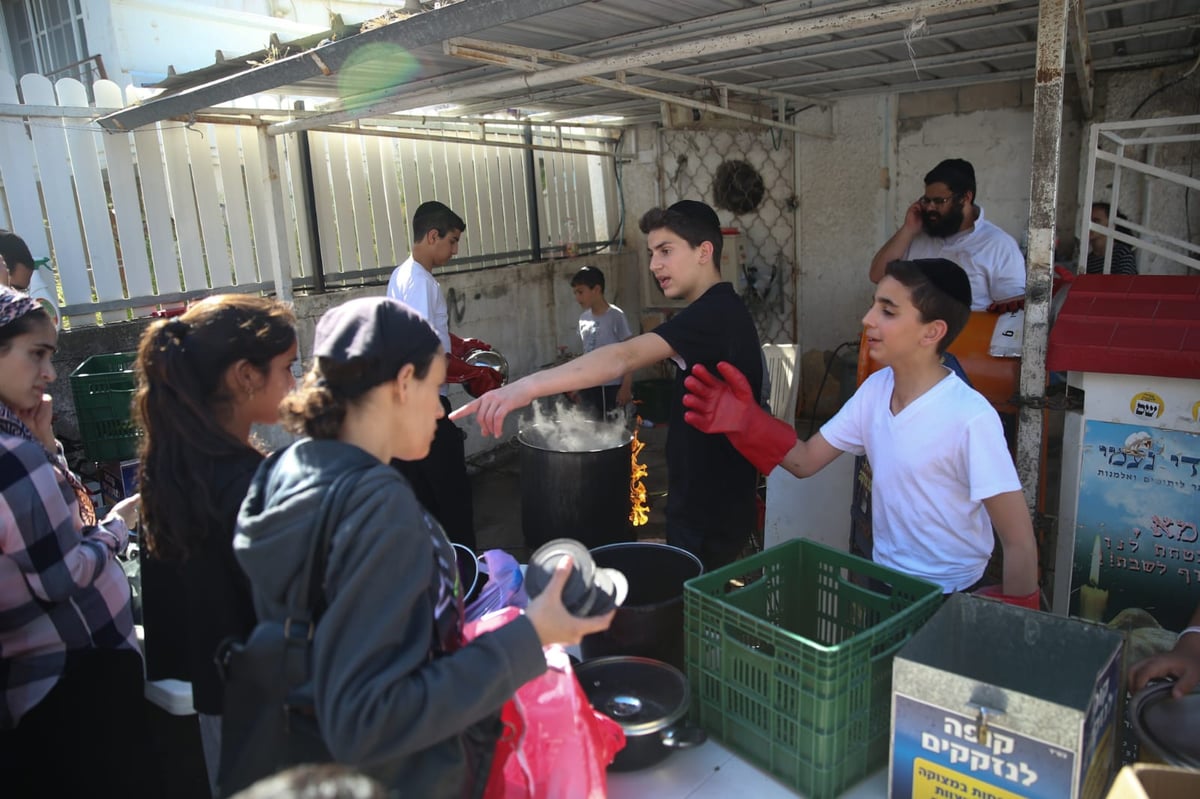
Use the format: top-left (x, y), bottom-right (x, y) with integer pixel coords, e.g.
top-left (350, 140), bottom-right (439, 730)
top-left (580, 542), bottom-right (703, 671)
top-left (1128, 680), bottom-right (1200, 766)
top-left (518, 422), bottom-right (634, 551)
top-left (575, 656), bottom-right (705, 771)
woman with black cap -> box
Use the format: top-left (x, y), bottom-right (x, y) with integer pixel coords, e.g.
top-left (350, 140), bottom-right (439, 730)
top-left (231, 296), bottom-right (612, 796)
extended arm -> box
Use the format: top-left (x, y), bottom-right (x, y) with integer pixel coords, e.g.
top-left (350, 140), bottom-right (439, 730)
top-left (451, 332), bottom-right (672, 436)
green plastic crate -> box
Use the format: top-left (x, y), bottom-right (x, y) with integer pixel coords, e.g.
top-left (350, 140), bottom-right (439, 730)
top-left (683, 538), bottom-right (942, 799)
top-left (69, 352), bottom-right (140, 462)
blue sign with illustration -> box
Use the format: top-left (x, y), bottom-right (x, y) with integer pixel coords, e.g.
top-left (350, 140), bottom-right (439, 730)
top-left (1068, 420), bottom-right (1200, 631)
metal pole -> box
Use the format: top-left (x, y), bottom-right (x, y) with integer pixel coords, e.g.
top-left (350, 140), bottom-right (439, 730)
top-left (256, 124), bottom-right (294, 304)
top-left (523, 125), bottom-right (542, 261)
top-left (293, 102), bottom-right (326, 293)
top-left (1017, 0), bottom-right (1070, 529)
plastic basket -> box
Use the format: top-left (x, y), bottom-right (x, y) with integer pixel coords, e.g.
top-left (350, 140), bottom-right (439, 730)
top-left (683, 538), bottom-right (941, 799)
top-left (69, 352), bottom-right (140, 462)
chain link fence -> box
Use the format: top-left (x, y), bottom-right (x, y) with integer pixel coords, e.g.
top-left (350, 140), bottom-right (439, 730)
top-left (660, 128), bottom-right (796, 344)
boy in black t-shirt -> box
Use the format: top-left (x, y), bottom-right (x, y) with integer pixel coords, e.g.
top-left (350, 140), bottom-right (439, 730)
top-left (453, 200), bottom-right (762, 570)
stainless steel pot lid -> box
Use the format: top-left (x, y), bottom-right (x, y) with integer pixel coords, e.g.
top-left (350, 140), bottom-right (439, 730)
top-left (1129, 681), bottom-right (1200, 767)
top-left (575, 655), bottom-right (690, 736)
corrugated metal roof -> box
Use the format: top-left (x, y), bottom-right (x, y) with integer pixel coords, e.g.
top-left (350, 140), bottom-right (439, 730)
top-left (97, 0), bottom-right (1198, 132)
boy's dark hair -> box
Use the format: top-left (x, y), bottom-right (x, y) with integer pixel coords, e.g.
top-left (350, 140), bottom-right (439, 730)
top-left (639, 199), bottom-right (724, 267)
top-left (570, 265), bottom-right (605, 291)
top-left (1092, 202), bottom-right (1133, 236)
top-left (924, 158), bottom-right (976, 198)
top-left (412, 201), bottom-right (465, 240)
top-left (0, 230), bottom-right (34, 270)
top-left (885, 258), bottom-right (971, 354)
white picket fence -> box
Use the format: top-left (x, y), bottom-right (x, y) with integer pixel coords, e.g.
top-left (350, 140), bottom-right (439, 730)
top-left (0, 72), bottom-right (619, 328)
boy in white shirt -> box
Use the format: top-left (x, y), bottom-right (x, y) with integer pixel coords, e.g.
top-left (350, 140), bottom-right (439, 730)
top-left (683, 258), bottom-right (1038, 605)
top-left (386, 201), bottom-right (500, 548)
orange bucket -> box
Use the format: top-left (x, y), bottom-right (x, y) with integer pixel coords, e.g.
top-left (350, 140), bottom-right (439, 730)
top-left (856, 311), bottom-right (1020, 415)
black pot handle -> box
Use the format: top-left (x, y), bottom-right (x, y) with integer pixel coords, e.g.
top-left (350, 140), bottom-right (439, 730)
top-left (660, 725), bottom-right (707, 750)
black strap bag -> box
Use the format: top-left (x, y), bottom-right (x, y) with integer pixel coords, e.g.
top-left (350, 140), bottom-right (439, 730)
top-left (214, 467), bottom-right (365, 797)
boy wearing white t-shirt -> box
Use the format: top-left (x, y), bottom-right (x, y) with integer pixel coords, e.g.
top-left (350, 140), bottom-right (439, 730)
top-left (682, 258), bottom-right (1039, 607)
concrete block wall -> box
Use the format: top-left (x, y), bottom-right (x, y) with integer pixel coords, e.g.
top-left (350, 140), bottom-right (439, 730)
top-left (48, 251), bottom-right (640, 461)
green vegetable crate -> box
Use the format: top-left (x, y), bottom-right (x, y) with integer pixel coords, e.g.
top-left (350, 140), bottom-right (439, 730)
top-left (69, 352), bottom-right (140, 462)
top-left (683, 538), bottom-right (942, 799)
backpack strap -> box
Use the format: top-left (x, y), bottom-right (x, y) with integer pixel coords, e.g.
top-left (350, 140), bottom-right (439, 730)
top-left (294, 466), bottom-right (371, 626)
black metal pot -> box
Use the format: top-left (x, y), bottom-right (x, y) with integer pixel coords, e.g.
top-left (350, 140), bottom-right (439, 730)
top-left (575, 656), bottom-right (706, 771)
top-left (518, 422), bottom-right (634, 551)
top-left (580, 543), bottom-right (703, 671)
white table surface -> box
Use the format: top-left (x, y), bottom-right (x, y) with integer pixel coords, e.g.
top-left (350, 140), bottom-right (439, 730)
top-left (606, 738), bottom-right (888, 799)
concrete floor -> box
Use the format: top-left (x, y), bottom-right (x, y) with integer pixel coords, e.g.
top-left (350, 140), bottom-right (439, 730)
top-left (469, 420), bottom-right (671, 562)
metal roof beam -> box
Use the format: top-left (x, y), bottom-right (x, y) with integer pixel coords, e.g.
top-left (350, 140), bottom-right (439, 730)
top-left (807, 42), bottom-right (1195, 100)
top-left (95, 0), bottom-right (592, 131)
top-left (667, 0), bottom-right (1158, 79)
top-left (449, 36), bottom-right (832, 108)
top-left (445, 42), bottom-right (832, 137)
top-left (1068, 0), bottom-right (1096, 118)
top-left (761, 14), bottom-right (1195, 93)
top-left (268, 0), bottom-right (1025, 136)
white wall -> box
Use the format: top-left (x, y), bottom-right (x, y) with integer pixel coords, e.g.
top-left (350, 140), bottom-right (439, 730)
top-left (795, 95), bottom-right (890, 357)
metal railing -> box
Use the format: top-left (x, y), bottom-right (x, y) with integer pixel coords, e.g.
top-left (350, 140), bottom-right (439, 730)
top-left (1078, 114), bottom-right (1200, 274)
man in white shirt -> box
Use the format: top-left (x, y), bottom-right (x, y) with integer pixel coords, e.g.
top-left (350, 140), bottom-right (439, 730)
top-left (387, 201), bottom-right (501, 548)
top-left (869, 158), bottom-right (1025, 312)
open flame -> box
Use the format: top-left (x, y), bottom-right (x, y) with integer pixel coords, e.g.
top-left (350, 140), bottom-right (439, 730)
top-left (630, 420), bottom-right (649, 526)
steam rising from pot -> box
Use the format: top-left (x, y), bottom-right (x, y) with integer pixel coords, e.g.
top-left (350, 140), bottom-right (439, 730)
top-left (520, 398), bottom-right (632, 452)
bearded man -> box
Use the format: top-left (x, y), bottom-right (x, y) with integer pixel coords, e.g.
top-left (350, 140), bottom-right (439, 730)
top-left (869, 158), bottom-right (1025, 312)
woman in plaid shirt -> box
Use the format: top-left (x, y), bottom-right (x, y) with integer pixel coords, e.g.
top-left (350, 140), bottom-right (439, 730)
top-left (0, 287), bottom-right (154, 796)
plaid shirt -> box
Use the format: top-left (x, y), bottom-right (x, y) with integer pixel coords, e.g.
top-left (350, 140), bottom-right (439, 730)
top-left (0, 432), bottom-right (138, 729)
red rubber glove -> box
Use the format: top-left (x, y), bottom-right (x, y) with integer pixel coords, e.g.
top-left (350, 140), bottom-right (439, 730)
top-left (682, 362), bottom-right (798, 475)
top-left (447, 356), bottom-right (505, 397)
top-left (450, 333), bottom-right (492, 359)
top-left (465, 367), bottom-right (504, 398)
top-left (973, 583), bottom-right (1040, 610)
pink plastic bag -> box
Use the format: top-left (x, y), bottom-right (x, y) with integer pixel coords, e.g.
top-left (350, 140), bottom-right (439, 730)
top-left (465, 608), bottom-right (625, 799)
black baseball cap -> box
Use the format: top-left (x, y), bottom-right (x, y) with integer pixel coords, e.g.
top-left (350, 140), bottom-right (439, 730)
top-left (313, 296), bottom-right (440, 393)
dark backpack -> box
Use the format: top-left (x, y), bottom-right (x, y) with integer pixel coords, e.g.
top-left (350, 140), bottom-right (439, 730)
top-left (214, 465), bottom-right (366, 797)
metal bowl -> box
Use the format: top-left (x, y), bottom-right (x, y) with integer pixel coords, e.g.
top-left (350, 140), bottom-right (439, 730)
top-left (465, 348), bottom-right (509, 383)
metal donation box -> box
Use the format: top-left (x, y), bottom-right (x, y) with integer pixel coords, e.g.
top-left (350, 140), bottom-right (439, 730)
top-left (891, 594), bottom-right (1124, 799)
top-left (1048, 275), bottom-right (1200, 632)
